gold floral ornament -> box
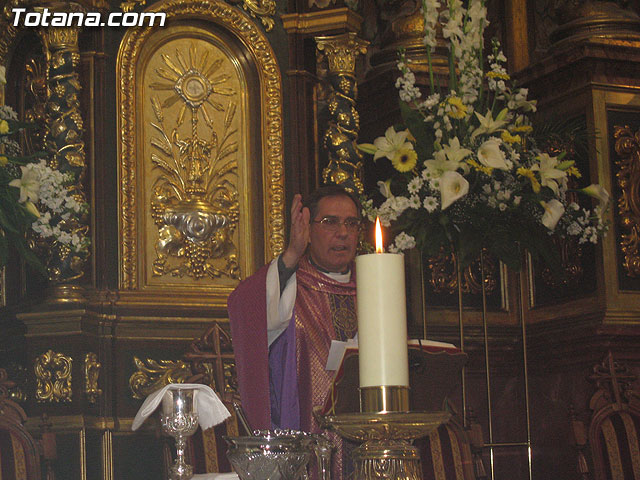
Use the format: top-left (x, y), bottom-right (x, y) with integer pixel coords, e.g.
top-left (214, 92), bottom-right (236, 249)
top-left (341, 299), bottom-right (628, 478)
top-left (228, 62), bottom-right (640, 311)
top-left (34, 350), bottom-right (72, 403)
top-left (84, 352), bottom-right (102, 404)
top-left (129, 357), bottom-right (192, 399)
top-left (149, 45), bottom-right (240, 280)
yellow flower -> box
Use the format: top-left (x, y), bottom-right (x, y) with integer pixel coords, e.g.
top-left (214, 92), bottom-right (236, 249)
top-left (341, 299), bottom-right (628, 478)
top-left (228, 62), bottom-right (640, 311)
top-left (467, 158), bottom-right (493, 175)
top-left (445, 96), bottom-right (467, 119)
top-left (501, 131), bottom-right (521, 144)
top-left (392, 147), bottom-right (417, 172)
top-left (511, 125), bottom-right (533, 134)
top-left (517, 167), bottom-right (541, 193)
top-left (486, 71), bottom-right (510, 81)
top-left (0, 156), bottom-right (7, 166)
top-left (0, 120), bottom-right (9, 134)
top-left (566, 166), bottom-right (582, 178)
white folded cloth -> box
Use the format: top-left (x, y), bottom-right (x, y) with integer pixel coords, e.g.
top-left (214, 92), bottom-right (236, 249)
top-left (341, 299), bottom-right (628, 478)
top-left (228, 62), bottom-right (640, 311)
top-left (131, 383), bottom-right (231, 431)
top-left (192, 474), bottom-right (239, 479)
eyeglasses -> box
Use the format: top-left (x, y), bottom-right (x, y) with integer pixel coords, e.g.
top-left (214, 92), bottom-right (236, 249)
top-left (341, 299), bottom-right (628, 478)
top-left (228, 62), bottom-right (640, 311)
top-left (312, 216), bottom-right (362, 233)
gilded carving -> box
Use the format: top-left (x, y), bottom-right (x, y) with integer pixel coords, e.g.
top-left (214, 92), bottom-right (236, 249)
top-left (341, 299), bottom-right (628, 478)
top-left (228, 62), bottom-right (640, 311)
top-left (84, 352), bottom-right (102, 404)
top-left (614, 125), bottom-right (640, 278)
top-left (118, 0), bottom-right (284, 290)
top-left (29, 3), bottom-right (90, 285)
top-left (129, 357), bottom-right (192, 399)
top-left (316, 33), bottom-right (368, 74)
top-left (539, 236), bottom-right (584, 288)
top-left (0, 2), bottom-right (20, 67)
top-left (34, 350), bottom-right (73, 403)
top-left (233, 0), bottom-right (276, 31)
top-left (316, 33), bottom-right (368, 194)
top-left (425, 250), bottom-right (498, 296)
top-left (148, 44), bottom-right (240, 280)
top-left (121, 0), bottom-right (276, 30)
top-left (355, 456), bottom-right (422, 479)
top-left (0, 2), bottom-right (89, 287)
top-left (120, 0), bottom-right (147, 13)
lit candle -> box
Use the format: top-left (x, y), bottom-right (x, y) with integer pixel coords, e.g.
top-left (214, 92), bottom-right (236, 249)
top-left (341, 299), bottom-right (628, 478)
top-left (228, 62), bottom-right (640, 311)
top-left (355, 218), bottom-right (409, 389)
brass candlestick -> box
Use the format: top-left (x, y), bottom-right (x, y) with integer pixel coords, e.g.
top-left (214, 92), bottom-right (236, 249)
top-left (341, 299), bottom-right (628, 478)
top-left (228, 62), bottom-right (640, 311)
top-left (359, 385), bottom-right (409, 412)
top-left (316, 410), bottom-right (450, 480)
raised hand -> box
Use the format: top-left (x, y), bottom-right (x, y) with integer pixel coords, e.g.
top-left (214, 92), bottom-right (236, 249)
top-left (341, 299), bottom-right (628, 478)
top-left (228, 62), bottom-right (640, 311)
top-left (282, 194), bottom-right (310, 269)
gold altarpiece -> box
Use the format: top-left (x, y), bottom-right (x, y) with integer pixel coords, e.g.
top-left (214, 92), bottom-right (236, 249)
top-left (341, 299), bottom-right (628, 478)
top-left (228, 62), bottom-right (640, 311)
top-left (0, 0), bottom-right (284, 478)
top-left (3, 0), bottom-right (640, 478)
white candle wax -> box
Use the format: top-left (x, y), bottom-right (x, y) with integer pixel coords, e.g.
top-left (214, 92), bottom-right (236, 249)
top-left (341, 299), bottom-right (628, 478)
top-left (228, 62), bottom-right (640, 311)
top-left (355, 252), bottom-right (409, 388)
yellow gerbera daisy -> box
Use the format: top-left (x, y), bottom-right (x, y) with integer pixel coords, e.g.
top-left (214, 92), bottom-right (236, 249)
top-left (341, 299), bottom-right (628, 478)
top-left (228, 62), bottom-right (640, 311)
top-left (0, 156), bottom-right (7, 166)
top-left (446, 96), bottom-right (467, 119)
top-left (467, 158), bottom-right (493, 175)
top-left (501, 131), bottom-right (522, 145)
top-left (517, 167), bottom-right (541, 193)
top-left (0, 120), bottom-right (8, 135)
top-left (392, 147), bottom-right (418, 172)
top-left (512, 125), bottom-right (533, 134)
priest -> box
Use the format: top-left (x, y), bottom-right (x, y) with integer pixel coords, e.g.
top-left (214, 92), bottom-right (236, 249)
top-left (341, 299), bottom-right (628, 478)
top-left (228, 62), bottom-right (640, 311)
top-left (228, 185), bottom-right (361, 472)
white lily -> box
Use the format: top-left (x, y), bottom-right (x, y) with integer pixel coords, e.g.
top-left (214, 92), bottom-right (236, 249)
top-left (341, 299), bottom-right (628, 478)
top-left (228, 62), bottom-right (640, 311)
top-left (580, 183), bottom-right (610, 217)
top-left (9, 165), bottom-right (40, 203)
top-left (580, 184), bottom-right (609, 206)
top-left (424, 150), bottom-right (459, 177)
top-left (373, 126), bottom-right (414, 161)
top-left (541, 199), bottom-right (564, 230)
top-left (531, 153), bottom-right (566, 195)
top-left (476, 138), bottom-right (509, 170)
top-left (24, 201), bottom-right (40, 218)
top-left (471, 108), bottom-right (508, 139)
top-left (440, 171), bottom-right (469, 209)
top-left (442, 136), bottom-right (473, 165)
top-left (377, 180), bottom-right (393, 199)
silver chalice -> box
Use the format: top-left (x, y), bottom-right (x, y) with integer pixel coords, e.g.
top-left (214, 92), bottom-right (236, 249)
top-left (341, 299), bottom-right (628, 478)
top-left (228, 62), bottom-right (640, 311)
top-left (161, 387), bottom-right (199, 480)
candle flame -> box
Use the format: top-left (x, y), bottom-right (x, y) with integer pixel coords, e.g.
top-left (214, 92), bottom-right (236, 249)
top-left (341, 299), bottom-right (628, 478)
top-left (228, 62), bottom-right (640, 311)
top-left (375, 217), bottom-right (384, 253)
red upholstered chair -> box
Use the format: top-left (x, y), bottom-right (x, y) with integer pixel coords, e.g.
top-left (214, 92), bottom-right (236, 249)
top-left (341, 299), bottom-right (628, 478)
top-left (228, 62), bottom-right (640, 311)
top-left (571, 352), bottom-right (640, 480)
top-left (416, 405), bottom-right (486, 480)
top-left (0, 368), bottom-right (41, 480)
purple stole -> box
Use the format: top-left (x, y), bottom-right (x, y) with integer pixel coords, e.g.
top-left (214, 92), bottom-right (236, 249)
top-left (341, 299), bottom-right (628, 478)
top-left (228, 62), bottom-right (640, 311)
top-left (228, 263), bottom-right (272, 430)
top-left (228, 256), bottom-right (357, 428)
top-left (228, 255), bottom-right (357, 478)
top-left (292, 256), bottom-right (357, 433)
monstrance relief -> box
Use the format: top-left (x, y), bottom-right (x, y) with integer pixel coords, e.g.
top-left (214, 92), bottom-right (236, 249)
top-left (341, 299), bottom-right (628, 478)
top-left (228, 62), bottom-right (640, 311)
top-left (146, 42), bottom-right (241, 282)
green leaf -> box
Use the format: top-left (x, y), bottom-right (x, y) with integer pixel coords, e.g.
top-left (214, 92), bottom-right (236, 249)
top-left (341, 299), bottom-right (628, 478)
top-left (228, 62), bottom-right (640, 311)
top-left (0, 206), bottom-right (20, 234)
top-left (14, 240), bottom-right (47, 276)
top-left (358, 143), bottom-right (377, 155)
top-left (399, 101), bottom-right (434, 160)
top-left (0, 232), bottom-right (7, 268)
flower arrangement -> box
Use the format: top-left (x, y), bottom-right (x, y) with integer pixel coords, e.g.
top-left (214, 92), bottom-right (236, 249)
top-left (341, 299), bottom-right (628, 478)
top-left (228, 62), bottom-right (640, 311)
top-left (359, 0), bottom-right (608, 270)
top-left (0, 93), bottom-right (89, 272)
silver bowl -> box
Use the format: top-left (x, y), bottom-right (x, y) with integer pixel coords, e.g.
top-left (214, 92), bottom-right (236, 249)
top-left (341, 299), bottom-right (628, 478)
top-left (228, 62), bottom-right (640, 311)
top-left (224, 431), bottom-right (316, 480)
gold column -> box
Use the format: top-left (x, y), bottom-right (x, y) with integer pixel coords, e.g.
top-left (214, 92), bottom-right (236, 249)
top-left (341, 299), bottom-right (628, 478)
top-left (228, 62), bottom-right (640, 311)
top-left (505, 0), bottom-right (530, 71)
top-left (36, 1), bottom-right (90, 301)
top-left (315, 32), bottom-right (368, 194)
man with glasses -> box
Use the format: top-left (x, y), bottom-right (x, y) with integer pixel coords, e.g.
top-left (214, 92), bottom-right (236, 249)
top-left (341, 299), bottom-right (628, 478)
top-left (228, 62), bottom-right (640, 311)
top-left (228, 185), bottom-right (361, 477)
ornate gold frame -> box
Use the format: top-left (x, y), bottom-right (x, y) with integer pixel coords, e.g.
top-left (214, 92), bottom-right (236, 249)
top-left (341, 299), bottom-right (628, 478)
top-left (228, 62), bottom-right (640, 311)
top-left (117, 0), bottom-right (284, 304)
